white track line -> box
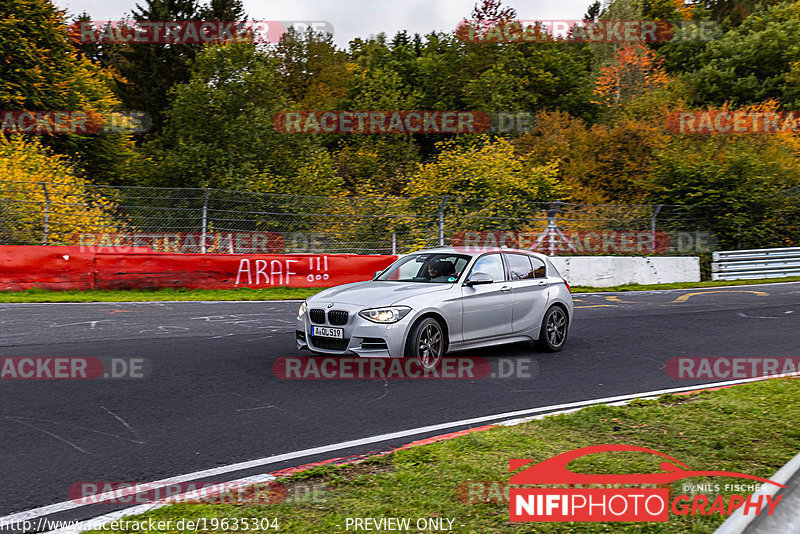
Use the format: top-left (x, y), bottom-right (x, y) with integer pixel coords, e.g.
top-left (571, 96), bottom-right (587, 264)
top-left (2, 375), bottom-right (775, 527)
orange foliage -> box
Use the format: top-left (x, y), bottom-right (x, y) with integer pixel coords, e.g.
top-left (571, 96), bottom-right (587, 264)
top-left (593, 45), bottom-right (670, 107)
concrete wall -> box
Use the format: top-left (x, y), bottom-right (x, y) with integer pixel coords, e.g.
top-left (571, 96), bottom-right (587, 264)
top-left (549, 256), bottom-right (700, 287)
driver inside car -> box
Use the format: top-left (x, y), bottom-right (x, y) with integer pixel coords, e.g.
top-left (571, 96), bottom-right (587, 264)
top-left (425, 262), bottom-right (442, 280)
top-left (425, 260), bottom-right (456, 281)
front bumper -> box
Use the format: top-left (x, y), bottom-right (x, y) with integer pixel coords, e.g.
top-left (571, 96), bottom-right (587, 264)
top-left (295, 303), bottom-right (412, 358)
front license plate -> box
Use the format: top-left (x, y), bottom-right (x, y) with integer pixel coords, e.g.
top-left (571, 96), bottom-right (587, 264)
top-left (310, 326), bottom-right (344, 339)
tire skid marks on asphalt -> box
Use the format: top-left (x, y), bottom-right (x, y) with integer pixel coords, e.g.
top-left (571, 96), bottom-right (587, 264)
top-left (50, 320), bottom-right (115, 329)
top-left (190, 313), bottom-right (295, 337)
top-left (4, 405), bottom-right (146, 455)
top-left (737, 310), bottom-right (795, 319)
top-left (138, 325), bottom-right (190, 335)
top-left (0, 308), bottom-right (296, 345)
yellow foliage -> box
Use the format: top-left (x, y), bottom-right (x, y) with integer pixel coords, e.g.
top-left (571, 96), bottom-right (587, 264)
top-left (405, 136), bottom-right (563, 201)
top-left (0, 135), bottom-right (120, 244)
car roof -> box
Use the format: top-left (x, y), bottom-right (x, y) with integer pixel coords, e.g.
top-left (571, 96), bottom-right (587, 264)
top-left (411, 247), bottom-right (551, 262)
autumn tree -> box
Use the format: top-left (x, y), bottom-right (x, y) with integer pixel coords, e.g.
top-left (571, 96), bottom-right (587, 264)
top-left (139, 41), bottom-right (324, 190)
top-left (652, 133), bottom-right (800, 248)
top-left (0, 0), bottom-right (134, 184)
top-left (275, 27), bottom-right (350, 109)
top-left (102, 0), bottom-right (205, 136)
top-left (680, 2), bottom-right (800, 108)
top-left (405, 136), bottom-right (562, 204)
top-left (0, 135), bottom-right (121, 244)
top-left (471, 0), bottom-right (517, 23)
top-left (594, 45), bottom-right (670, 107)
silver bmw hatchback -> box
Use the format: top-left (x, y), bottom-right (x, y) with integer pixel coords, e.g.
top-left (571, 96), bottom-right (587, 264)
top-left (295, 247), bottom-right (573, 368)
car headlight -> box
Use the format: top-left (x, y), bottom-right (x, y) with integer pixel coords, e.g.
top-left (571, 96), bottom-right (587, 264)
top-left (358, 306), bottom-right (411, 323)
top-left (298, 301), bottom-right (307, 317)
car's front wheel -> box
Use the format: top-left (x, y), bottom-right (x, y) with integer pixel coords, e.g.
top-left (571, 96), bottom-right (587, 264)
top-left (405, 317), bottom-right (445, 369)
top-left (536, 305), bottom-right (568, 352)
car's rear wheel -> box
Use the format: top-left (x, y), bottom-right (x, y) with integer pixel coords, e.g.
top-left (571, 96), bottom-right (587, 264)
top-left (536, 305), bottom-right (568, 352)
top-left (405, 317), bottom-right (444, 369)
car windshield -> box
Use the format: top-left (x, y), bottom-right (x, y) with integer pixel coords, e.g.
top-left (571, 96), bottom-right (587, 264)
top-left (376, 253), bottom-right (472, 283)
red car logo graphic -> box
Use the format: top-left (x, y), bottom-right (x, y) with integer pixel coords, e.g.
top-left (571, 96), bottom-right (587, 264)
top-left (510, 444), bottom-right (784, 487)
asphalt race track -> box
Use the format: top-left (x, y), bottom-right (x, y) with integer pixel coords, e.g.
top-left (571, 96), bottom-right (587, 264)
top-left (1, 282), bottom-right (799, 525)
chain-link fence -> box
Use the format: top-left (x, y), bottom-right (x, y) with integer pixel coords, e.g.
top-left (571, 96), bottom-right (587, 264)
top-left (0, 179), bottom-right (716, 255)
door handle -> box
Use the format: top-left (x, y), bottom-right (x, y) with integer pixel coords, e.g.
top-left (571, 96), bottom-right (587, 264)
top-left (500, 286), bottom-right (512, 292)
top-left (537, 281), bottom-right (549, 287)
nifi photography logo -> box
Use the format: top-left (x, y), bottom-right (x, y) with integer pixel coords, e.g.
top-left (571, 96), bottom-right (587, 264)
top-left (509, 445), bottom-right (783, 523)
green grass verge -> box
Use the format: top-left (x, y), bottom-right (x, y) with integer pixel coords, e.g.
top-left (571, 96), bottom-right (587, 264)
top-left (83, 378), bottom-right (800, 533)
top-left (0, 287), bottom-right (320, 303)
top-left (2, 276), bottom-right (800, 302)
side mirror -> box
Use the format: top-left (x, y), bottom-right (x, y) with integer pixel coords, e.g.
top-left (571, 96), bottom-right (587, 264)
top-left (465, 272), bottom-right (493, 286)
top-left (373, 270), bottom-right (382, 280)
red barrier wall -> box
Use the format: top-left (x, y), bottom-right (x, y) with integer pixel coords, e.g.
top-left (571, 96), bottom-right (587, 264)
top-left (0, 246), bottom-right (397, 291)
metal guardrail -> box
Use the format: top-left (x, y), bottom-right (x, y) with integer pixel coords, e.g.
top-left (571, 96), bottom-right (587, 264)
top-left (712, 247), bottom-right (800, 280)
top-left (714, 450), bottom-right (800, 534)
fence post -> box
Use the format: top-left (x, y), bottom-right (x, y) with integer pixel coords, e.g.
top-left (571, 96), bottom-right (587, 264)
top-left (41, 182), bottom-right (50, 245)
top-left (201, 188), bottom-right (210, 253)
top-left (650, 204), bottom-right (663, 253)
top-left (547, 201), bottom-right (559, 256)
top-left (392, 232), bottom-right (396, 255)
top-left (438, 196), bottom-right (449, 247)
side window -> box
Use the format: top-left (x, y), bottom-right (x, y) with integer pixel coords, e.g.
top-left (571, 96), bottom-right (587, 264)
top-left (506, 254), bottom-right (534, 280)
top-left (470, 254), bottom-right (504, 282)
top-left (531, 257), bottom-right (547, 278)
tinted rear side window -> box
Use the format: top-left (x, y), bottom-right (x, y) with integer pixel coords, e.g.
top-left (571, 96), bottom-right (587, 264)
top-left (506, 254), bottom-right (534, 280)
top-left (531, 256), bottom-right (547, 278)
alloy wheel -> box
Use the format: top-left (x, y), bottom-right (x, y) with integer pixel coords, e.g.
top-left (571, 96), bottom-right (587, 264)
top-left (546, 307), bottom-right (567, 347)
top-left (417, 322), bottom-right (443, 369)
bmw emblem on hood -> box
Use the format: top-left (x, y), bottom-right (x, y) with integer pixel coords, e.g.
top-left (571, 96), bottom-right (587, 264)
top-left (327, 303), bottom-right (334, 308)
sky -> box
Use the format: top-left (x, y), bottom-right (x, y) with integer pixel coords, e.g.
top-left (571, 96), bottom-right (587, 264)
top-left (53, 0), bottom-right (591, 48)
